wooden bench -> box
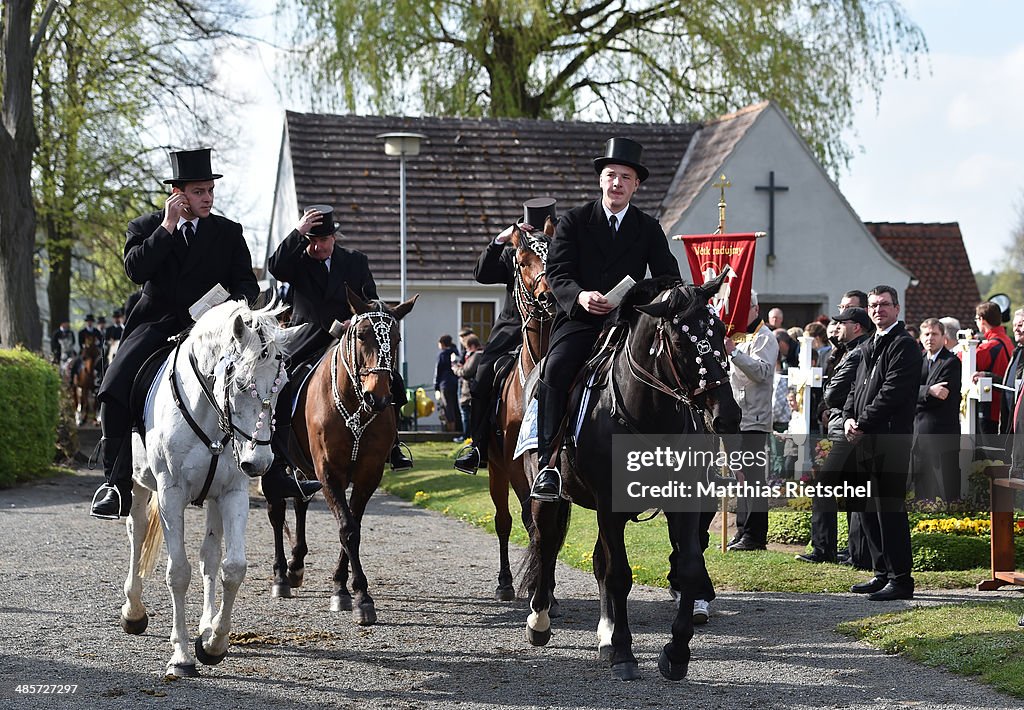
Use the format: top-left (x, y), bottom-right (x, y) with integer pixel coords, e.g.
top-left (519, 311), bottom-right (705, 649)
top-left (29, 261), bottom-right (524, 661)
top-left (977, 464), bottom-right (1024, 590)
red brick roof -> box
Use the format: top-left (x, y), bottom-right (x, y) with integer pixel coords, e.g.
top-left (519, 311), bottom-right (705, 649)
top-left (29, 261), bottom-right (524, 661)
top-left (865, 222), bottom-right (980, 328)
top-left (282, 113), bottom-right (699, 281)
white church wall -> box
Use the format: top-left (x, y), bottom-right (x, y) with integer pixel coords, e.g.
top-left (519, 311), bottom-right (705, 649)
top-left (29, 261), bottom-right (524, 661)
top-left (664, 105), bottom-right (912, 322)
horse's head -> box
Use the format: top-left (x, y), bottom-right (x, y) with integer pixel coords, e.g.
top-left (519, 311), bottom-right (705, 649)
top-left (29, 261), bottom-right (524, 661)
top-left (510, 224), bottom-right (555, 320)
top-left (632, 272), bottom-right (741, 434)
top-left (345, 286), bottom-right (418, 413)
top-left (191, 301), bottom-right (292, 477)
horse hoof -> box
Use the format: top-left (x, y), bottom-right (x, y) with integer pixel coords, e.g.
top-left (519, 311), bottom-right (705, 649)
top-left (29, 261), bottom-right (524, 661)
top-left (287, 570), bottom-right (304, 588)
top-left (120, 613), bottom-right (149, 635)
top-left (549, 598), bottom-right (562, 619)
top-left (525, 625), bottom-right (551, 647)
top-left (194, 637), bottom-right (227, 666)
top-left (598, 644), bottom-right (613, 662)
top-left (166, 663), bottom-right (198, 678)
top-left (353, 604), bottom-right (377, 626)
top-left (658, 648), bottom-right (689, 681)
top-left (330, 593), bottom-right (352, 612)
top-left (610, 661), bottom-right (641, 681)
top-left (495, 585), bottom-right (515, 602)
top-left (271, 583), bottom-right (292, 598)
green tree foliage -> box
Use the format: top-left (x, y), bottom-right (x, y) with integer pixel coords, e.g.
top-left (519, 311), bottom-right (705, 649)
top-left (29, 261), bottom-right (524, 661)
top-left (988, 197), bottom-right (1024, 312)
top-left (33, 0), bottom-right (248, 326)
top-left (284, 0), bottom-right (926, 175)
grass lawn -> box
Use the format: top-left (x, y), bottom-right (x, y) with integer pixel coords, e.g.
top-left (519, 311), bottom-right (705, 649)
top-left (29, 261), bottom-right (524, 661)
top-left (382, 442), bottom-right (985, 592)
top-left (838, 600), bottom-right (1024, 699)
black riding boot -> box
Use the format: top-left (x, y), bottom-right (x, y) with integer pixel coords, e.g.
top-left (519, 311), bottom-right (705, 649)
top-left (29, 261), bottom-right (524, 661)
top-left (90, 436), bottom-right (133, 519)
top-left (389, 380), bottom-right (414, 471)
top-left (531, 380), bottom-right (564, 502)
top-left (261, 459), bottom-right (322, 500)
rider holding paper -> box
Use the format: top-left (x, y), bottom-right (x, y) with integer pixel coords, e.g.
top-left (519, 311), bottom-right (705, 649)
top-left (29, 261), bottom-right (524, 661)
top-left (532, 138), bottom-right (680, 501)
top-left (91, 148), bottom-right (259, 519)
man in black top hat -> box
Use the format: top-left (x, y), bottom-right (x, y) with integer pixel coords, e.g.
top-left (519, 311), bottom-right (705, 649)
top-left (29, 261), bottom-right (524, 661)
top-left (105, 309), bottom-right (125, 361)
top-left (454, 197), bottom-right (557, 474)
top-left (51, 319), bottom-right (76, 366)
top-left (91, 148), bottom-right (260, 519)
top-left (532, 138), bottom-right (681, 501)
top-left (78, 314), bottom-right (103, 353)
top-left (267, 205), bottom-right (412, 497)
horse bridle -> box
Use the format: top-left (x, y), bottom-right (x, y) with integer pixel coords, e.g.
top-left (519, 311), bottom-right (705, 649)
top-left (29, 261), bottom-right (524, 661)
top-left (169, 332), bottom-right (284, 506)
top-left (512, 231), bottom-right (553, 380)
top-left (330, 308), bottom-right (397, 461)
top-left (621, 300), bottom-right (731, 413)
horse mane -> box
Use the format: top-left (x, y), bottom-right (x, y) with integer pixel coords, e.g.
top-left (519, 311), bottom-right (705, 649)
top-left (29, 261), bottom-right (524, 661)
top-left (190, 300), bottom-right (287, 384)
top-left (601, 275), bottom-right (688, 336)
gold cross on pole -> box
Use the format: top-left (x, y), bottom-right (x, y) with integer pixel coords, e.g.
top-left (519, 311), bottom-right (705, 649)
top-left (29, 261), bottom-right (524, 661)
top-left (711, 174), bottom-right (731, 234)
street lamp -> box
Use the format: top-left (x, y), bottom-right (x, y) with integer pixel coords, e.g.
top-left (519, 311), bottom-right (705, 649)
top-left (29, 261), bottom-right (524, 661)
top-left (377, 131), bottom-right (426, 380)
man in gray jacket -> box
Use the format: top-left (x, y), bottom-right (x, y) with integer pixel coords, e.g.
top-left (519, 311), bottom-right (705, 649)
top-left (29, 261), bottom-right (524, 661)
top-left (724, 290), bottom-right (779, 550)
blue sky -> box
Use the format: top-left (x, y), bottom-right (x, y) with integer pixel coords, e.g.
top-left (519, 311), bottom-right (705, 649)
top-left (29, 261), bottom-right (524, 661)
top-left (220, 1), bottom-right (1023, 276)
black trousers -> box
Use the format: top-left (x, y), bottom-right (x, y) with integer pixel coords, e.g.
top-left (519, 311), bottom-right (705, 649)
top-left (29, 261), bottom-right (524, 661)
top-left (809, 437), bottom-right (858, 559)
top-left (852, 435), bottom-right (914, 581)
top-left (537, 323), bottom-right (600, 463)
top-left (731, 430), bottom-right (769, 545)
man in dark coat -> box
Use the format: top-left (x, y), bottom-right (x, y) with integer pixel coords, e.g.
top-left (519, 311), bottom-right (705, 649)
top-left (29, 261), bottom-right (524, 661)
top-left (533, 137), bottom-right (681, 501)
top-left (78, 314), bottom-right (103, 353)
top-left (843, 285), bottom-right (922, 601)
top-left (267, 205), bottom-right (411, 497)
top-left (454, 197), bottom-right (557, 474)
top-left (91, 148), bottom-right (260, 519)
top-left (911, 318), bottom-right (963, 501)
top-left (51, 319), bottom-right (76, 366)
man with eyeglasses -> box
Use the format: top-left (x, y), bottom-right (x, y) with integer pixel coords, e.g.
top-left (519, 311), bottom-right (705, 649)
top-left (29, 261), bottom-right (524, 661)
top-left (842, 285), bottom-right (921, 601)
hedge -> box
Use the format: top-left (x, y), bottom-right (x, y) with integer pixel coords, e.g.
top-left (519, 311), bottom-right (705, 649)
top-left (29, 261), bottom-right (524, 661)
top-left (0, 348), bottom-right (60, 486)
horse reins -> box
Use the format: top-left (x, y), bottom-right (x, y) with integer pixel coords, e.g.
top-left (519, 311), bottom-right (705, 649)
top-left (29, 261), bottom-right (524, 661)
top-left (512, 232), bottom-right (554, 385)
top-left (330, 309), bottom-right (397, 461)
top-left (169, 330), bottom-right (282, 506)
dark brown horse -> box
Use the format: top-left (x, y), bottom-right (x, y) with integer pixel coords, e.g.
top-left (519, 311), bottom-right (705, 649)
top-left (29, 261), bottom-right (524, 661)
top-left (73, 334), bottom-right (101, 426)
top-left (487, 223), bottom-right (555, 602)
top-left (266, 288), bottom-right (416, 625)
top-left (521, 273), bottom-right (740, 681)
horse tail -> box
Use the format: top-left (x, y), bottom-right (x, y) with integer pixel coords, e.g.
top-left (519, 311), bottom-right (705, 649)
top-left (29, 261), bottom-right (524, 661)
top-left (139, 493), bottom-right (164, 578)
top-left (517, 500), bottom-right (572, 597)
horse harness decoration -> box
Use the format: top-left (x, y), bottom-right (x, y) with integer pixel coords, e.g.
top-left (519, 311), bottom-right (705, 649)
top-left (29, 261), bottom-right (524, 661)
top-left (169, 331), bottom-right (284, 507)
top-left (513, 231), bottom-right (552, 386)
top-left (330, 309), bottom-right (396, 461)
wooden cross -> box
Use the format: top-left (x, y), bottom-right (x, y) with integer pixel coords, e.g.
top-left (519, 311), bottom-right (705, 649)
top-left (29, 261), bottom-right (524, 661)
top-left (755, 171), bottom-right (789, 265)
top-left (711, 174), bottom-right (731, 234)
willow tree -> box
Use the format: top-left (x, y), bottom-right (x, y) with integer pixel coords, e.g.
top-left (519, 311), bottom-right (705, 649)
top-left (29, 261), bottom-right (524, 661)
top-left (285, 0), bottom-right (926, 175)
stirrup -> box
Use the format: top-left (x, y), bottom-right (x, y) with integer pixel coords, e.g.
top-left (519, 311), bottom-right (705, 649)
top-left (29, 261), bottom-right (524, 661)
top-left (290, 467), bottom-right (319, 503)
top-left (530, 466), bottom-right (562, 503)
top-left (390, 442), bottom-right (414, 471)
top-left (453, 444), bottom-right (480, 475)
top-left (90, 483), bottom-right (124, 520)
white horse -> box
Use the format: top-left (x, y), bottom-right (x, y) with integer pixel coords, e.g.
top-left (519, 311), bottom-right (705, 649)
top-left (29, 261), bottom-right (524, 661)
top-left (119, 300), bottom-right (300, 677)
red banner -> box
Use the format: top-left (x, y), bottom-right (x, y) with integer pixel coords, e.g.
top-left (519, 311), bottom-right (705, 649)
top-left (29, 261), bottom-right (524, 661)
top-left (677, 232), bottom-right (758, 337)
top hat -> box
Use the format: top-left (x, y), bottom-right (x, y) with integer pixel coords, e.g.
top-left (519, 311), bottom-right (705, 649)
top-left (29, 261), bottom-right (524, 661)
top-left (519, 197), bottom-right (557, 230)
top-left (593, 137), bottom-right (649, 183)
top-left (834, 307), bottom-right (872, 331)
top-left (113, 309), bottom-right (124, 318)
top-left (163, 148), bottom-right (223, 184)
top-left (84, 313), bottom-right (95, 322)
top-left (97, 316), bottom-right (106, 325)
top-left (305, 204), bottom-right (341, 237)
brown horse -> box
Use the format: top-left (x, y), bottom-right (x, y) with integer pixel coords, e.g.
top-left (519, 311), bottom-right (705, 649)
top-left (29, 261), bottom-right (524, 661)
top-left (73, 334), bottom-right (101, 426)
top-left (486, 223), bottom-right (556, 602)
top-left (266, 287), bottom-right (416, 625)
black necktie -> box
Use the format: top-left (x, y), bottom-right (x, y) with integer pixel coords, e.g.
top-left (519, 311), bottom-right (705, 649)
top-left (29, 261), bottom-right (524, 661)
top-left (182, 222), bottom-right (194, 246)
top-left (609, 214), bottom-right (617, 234)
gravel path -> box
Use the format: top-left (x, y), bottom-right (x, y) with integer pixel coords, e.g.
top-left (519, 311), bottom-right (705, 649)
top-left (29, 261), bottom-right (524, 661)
top-left (0, 467), bottom-right (1021, 709)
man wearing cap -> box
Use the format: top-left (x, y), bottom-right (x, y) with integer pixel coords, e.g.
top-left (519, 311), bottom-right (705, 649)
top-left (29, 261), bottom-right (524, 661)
top-left (533, 138), bottom-right (680, 501)
top-left (842, 285), bottom-right (921, 601)
top-left (91, 148), bottom-right (260, 519)
top-left (267, 205), bottom-right (412, 497)
top-left (797, 305), bottom-right (872, 564)
top-left (455, 197), bottom-right (557, 474)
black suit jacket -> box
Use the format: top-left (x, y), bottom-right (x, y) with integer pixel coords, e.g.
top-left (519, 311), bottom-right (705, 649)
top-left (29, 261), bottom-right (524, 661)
top-left (98, 210), bottom-right (259, 408)
top-left (268, 229), bottom-right (377, 364)
top-left (547, 200), bottom-right (680, 334)
top-left (843, 322), bottom-right (922, 437)
top-left (473, 241), bottom-right (521, 360)
top-left (914, 347), bottom-right (961, 437)
top-left (1000, 346), bottom-right (1024, 434)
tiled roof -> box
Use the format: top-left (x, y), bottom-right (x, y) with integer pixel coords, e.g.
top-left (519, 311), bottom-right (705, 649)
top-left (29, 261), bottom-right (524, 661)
top-left (283, 113), bottom-right (699, 281)
top-left (866, 222), bottom-right (980, 327)
top-left (660, 102), bottom-right (769, 228)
